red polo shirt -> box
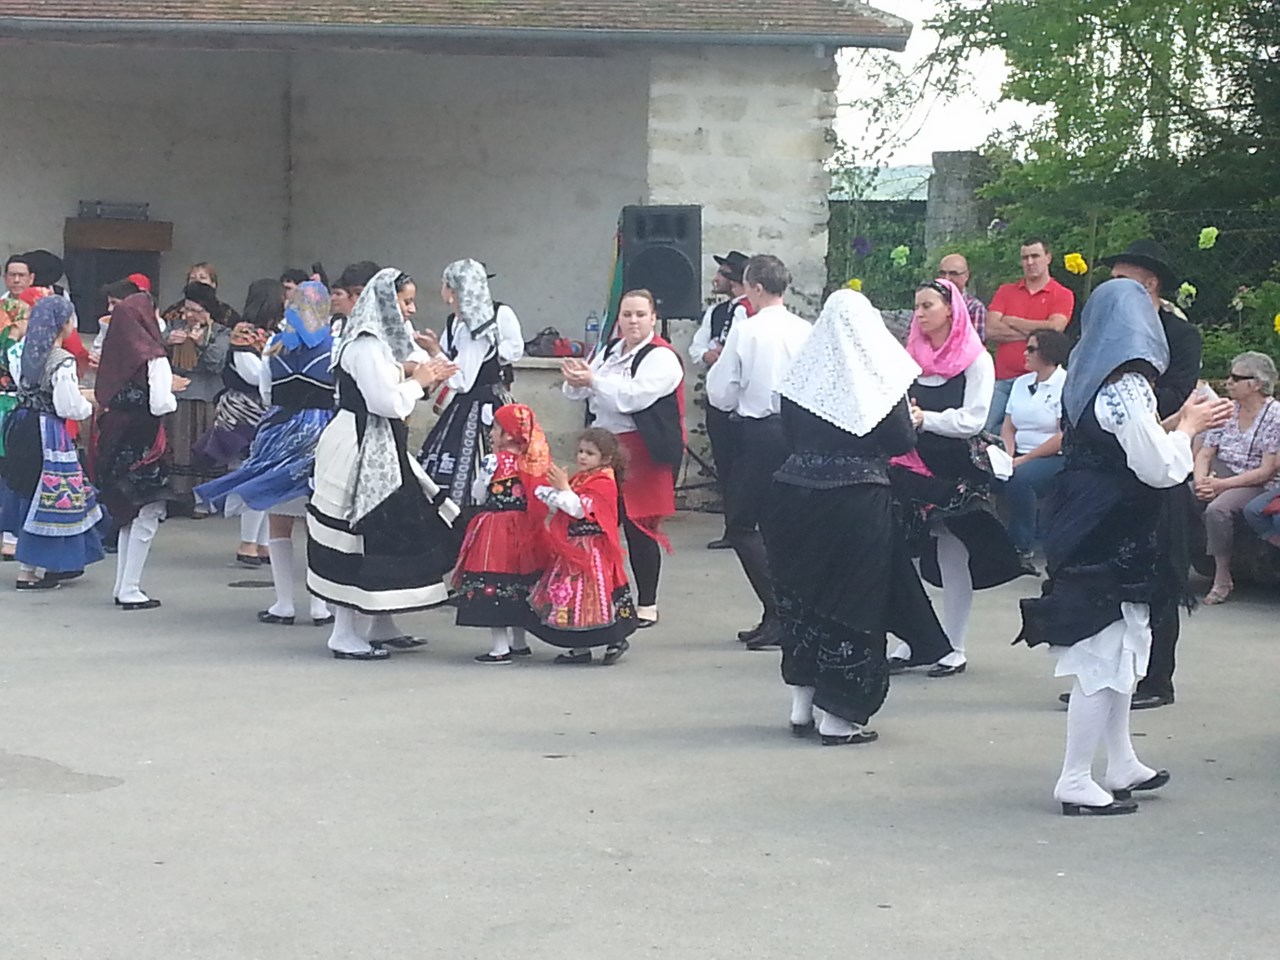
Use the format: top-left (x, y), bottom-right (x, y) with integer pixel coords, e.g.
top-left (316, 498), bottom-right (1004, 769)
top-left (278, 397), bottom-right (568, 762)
top-left (989, 278), bottom-right (1075, 379)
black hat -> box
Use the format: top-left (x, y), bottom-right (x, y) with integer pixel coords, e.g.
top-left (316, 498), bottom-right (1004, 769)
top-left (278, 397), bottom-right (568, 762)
top-left (22, 249), bottom-right (64, 287)
top-left (713, 250), bottom-right (750, 282)
top-left (182, 281), bottom-right (224, 321)
top-left (1100, 239), bottom-right (1178, 291)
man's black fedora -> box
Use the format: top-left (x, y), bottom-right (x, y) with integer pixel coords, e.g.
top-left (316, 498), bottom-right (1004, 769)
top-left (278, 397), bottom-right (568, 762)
top-left (1100, 239), bottom-right (1178, 291)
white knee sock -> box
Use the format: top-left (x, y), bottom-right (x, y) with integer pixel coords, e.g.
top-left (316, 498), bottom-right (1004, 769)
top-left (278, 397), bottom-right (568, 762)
top-left (1102, 688), bottom-right (1156, 791)
top-left (113, 525), bottom-right (132, 599)
top-left (509, 626), bottom-right (528, 652)
top-left (1054, 680), bottom-right (1114, 806)
top-left (364, 614), bottom-right (403, 641)
top-left (2, 532), bottom-right (16, 548)
top-left (328, 607), bottom-right (373, 654)
top-left (119, 502), bottom-right (164, 604)
top-left (240, 509), bottom-right (266, 546)
top-left (889, 639), bottom-right (911, 661)
top-left (936, 530), bottom-right (972, 666)
top-left (309, 594), bottom-right (332, 621)
top-left (266, 538), bottom-right (295, 618)
top-left (817, 711), bottom-right (855, 737)
top-left (789, 685), bottom-right (815, 725)
top-left (489, 627), bottom-right (512, 656)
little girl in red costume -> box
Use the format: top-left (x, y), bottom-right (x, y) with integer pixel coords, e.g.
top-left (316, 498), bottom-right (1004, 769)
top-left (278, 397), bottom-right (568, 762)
top-left (453, 403), bottom-right (549, 664)
top-left (528, 428), bottom-right (638, 665)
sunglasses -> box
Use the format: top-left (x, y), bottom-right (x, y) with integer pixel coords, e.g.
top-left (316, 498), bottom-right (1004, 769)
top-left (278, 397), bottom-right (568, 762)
top-left (1227, 373), bottom-right (1256, 382)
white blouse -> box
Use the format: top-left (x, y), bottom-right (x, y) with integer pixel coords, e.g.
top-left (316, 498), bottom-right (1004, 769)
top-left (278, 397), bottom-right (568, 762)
top-left (340, 335), bottom-right (423, 420)
top-left (562, 333), bottom-right (683, 435)
top-left (1095, 372), bottom-right (1193, 488)
top-left (146, 357), bottom-right (180, 416)
top-left (51, 360), bottom-right (93, 421)
top-left (535, 485), bottom-right (586, 519)
top-left (441, 304), bottom-right (524, 393)
top-left (231, 351), bottom-right (265, 396)
top-left (918, 351), bottom-right (995, 439)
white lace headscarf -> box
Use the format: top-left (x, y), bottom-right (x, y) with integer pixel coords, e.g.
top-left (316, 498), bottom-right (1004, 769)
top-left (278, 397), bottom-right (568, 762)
top-left (779, 288), bottom-right (921, 437)
top-left (442, 259), bottom-right (497, 343)
top-left (332, 267), bottom-right (415, 367)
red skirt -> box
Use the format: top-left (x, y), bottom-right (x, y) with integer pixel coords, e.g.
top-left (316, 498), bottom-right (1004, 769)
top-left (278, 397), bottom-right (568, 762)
top-left (617, 431), bottom-right (675, 551)
top-left (452, 508), bottom-right (545, 628)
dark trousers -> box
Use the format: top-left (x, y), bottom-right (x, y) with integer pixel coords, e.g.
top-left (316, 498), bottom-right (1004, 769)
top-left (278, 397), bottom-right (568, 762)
top-left (623, 516), bottom-right (662, 607)
top-left (725, 416), bottom-right (789, 619)
top-left (1137, 598), bottom-right (1179, 700)
top-left (705, 406), bottom-right (740, 525)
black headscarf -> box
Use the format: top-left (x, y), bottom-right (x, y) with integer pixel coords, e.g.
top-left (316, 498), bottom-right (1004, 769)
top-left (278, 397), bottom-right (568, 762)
top-left (241, 278), bottom-right (286, 331)
top-left (183, 281), bottom-right (224, 324)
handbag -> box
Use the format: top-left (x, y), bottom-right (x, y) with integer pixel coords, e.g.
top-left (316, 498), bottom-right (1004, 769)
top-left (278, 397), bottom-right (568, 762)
top-left (524, 327), bottom-right (562, 357)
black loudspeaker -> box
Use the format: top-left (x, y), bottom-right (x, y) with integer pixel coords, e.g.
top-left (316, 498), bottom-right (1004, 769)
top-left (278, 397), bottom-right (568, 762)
top-left (619, 204), bottom-right (702, 320)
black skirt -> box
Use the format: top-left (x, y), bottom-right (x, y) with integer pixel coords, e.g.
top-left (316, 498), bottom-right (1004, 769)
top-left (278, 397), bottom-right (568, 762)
top-left (763, 482), bottom-right (952, 724)
top-left (419, 384), bottom-right (509, 508)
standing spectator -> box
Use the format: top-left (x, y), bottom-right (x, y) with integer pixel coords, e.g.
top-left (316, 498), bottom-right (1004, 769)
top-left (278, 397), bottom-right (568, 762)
top-left (998, 329), bottom-right (1070, 572)
top-left (689, 250), bottom-right (752, 549)
top-left (937, 253), bottom-right (986, 341)
top-left (161, 263), bottom-right (241, 331)
top-left (1193, 351), bottom-right (1280, 605)
top-left (706, 254), bottom-right (812, 650)
top-left (4, 254), bottom-right (34, 298)
top-left (166, 281), bottom-right (231, 509)
top-left (984, 239), bottom-right (1075, 432)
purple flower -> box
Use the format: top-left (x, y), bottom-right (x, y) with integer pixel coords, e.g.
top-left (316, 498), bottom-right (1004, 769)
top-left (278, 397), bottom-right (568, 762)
top-left (851, 236), bottom-right (873, 257)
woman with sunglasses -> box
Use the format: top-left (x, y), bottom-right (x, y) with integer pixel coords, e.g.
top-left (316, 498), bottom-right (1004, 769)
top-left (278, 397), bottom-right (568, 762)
top-left (998, 329), bottom-right (1072, 573)
top-left (1192, 351), bottom-right (1280, 604)
top-left (888, 279), bottom-right (1022, 678)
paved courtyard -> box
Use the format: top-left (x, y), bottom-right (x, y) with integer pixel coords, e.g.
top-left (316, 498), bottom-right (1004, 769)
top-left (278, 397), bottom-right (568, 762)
top-left (3, 511), bottom-right (1278, 959)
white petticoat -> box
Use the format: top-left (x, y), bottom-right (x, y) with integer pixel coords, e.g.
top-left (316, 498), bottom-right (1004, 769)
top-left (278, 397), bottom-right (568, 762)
top-left (1052, 601), bottom-right (1152, 696)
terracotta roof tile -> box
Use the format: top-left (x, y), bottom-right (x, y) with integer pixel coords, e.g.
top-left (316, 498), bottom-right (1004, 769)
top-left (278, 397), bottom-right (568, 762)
top-left (0, 1), bottom-right (910, 48)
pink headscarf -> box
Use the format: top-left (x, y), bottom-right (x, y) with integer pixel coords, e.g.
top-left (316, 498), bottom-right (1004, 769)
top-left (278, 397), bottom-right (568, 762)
top-left (892, 279), bottom-right (986, 478)
top-left (905, 278), bottom-right (984, 379)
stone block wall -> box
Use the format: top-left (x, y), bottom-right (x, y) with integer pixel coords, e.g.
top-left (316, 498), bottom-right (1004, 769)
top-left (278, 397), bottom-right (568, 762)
top-left (646, 46), bottom-right (839, 317)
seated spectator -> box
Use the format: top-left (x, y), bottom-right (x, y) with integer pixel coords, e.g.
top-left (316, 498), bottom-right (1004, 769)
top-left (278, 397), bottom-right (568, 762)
top-left (998, 330), bottom-right (1070, 572)
top-left (1242, 484), bottom-right (1280, 548)
top-left (1194, 351), bottom-right (1280, 604)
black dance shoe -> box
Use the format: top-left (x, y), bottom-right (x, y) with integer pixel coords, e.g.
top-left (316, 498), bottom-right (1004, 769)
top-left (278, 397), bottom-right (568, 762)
top-left (46, 570), bottom-right (84, 582)
top-left (474, 652), bottom-right (513, 664)
top-left (745, 621), bottom-right (782, 650)
top-left (15, 578), bottom-right (59, 591)
top-left (332, 647), bottom-right (389, 661)
top-left (1060, 799), bottom-right (1139, 816)
top-left (737, 622), bottom-right (764, 643)
top-left (888, 657), bottom-right (911, 675)
top-left (510, 646), bottom-right (532, 658)
top-left (790, 720), bottom-right (816, 738)
top-left (120, 598), bottom-right (162, 611)
top-left (311, 615), bottom-right (335, 627)
top-left (602, 639), bottom-right (630, 665)
top-left (379, 636), bottom-right (428, 650)
top-left (554, 650), bottom-right (593, 665)
top-left (235, 553), bottom-right (262, 567)
top-left (1130, 693), bottom-right (1174, 710)
top-left (1111, 770), bottom-right (1170, 801)
top-left (257, 610), bottom-right (296, 626)
top-left (706, 536), bottom-right (733, 550)
top-left (820, 730), bottom-right (879, 747)
top-left (926, 662), bottom-right (967, 678)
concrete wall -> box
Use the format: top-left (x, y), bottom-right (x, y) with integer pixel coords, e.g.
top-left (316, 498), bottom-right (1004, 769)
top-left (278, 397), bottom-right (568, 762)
top-left (0, 45), bottom-right (289, 308)
top-left (924, 150), bottom-right (994, 255)
top-left (287, 51), bottom-right (651, 335)
top-left (647, 46), bottom-right (838, 316)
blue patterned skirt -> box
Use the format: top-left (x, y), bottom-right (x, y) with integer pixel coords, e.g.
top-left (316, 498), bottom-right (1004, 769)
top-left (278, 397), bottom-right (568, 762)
top-left (195, 406), bottom-right (333, 516)
top-left (0, 409), bottom-right (104, 571)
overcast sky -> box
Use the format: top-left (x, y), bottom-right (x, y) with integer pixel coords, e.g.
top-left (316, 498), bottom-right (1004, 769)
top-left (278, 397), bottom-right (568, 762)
top-left (835, 0), bottom-right (1043, 167)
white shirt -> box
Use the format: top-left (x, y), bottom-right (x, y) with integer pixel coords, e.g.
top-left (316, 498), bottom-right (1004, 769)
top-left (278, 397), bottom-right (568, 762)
top-left (705, 303), bottom-right (811, 418)
top-left (340, 335), bottom-right (424, 420)
top-left (1097, 373), bottom-right (1193, 488)
top-left (441, 304), bottom-right (524, 393)
top-left (562, 332), bottom-right (683, 434)
top-left (918, 351), bottom-right (995, 439)
top-left (689, 297), bottom-right (749, 366)
top-left (51, 359), bottom-right (93, 421)
top-left (1006, 366), bottom-right (1066, 453)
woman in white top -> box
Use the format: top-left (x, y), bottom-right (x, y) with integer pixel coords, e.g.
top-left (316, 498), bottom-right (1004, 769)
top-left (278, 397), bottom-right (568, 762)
top-left (0, 297), bottom-right (106, 588)
top-left (306, 269), bottom-right (460, 660)
top-left (92, 293), bottom-right (188, 609)
top-left (416, 259), bottom-right (524, 508)
top-left (1018, 279), bottom-right (1231, 815)
top-left (998, 328), bottom-right (1071, 567)
top-left (888, 279), bottom-right (1022, 677)
top-left (562, 289), bottom-right (684, 628)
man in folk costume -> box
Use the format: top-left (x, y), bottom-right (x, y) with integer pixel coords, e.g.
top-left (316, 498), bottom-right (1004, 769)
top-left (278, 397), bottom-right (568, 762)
top-left (689, 250), bottom-right (753, 550)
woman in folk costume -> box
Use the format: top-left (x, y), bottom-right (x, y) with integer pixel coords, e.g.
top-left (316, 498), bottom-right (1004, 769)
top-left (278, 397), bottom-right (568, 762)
top-left (0, 297), bottom-right (104, 588)
top-left (0, 294), bottom-right (28, 561)
top-left (887, 278), bottom-right (1022, 677)
top-left (452, 403), bottom-right (550, 664)
top-left (93, 293), bottom-right (186, 610)
top-left (1018, 279), bottom-right (1231, 815)
top-left (194, 278), bottom-right (282, 565)
top-left (306, 268), bottom-right (461, 661)
top-left (762, 290), bottom-right (952, 745)
top-left (561, 290), bottom-right (685, 629)
top-left (195, 281), bottom-right (337, 627)
top-left (417, 258), bottom-right (524, 508)
top-left (528, 427), bottom-right (638, 665)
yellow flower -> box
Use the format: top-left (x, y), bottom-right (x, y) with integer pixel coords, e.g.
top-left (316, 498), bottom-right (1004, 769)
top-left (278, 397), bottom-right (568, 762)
top-left (1198, 226), bottom-right (1219, 250)
top-left (846, 278), bottom-right (863, 292)
top-left (1273, 312), bottom-right (1280, 335)
top-left (1063, 252), bottom-right (1088, 275)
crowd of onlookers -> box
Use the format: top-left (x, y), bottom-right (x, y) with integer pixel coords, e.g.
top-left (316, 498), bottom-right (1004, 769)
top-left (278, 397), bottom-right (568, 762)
top-left (924, 239), bottom-right (1280, 599)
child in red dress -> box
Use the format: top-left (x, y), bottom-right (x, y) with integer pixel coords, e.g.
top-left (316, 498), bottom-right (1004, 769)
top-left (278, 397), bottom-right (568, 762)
top-left (528, 428), bottom-right (637, 664)
top-left (453, 403), bottom-right (549, 664)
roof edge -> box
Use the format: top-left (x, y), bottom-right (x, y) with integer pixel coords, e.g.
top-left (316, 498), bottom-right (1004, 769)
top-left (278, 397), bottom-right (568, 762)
top-left (0, 17), bottom-right (910, 52)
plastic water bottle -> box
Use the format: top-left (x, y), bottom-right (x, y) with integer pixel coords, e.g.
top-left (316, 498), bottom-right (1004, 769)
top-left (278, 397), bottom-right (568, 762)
top-left (584, 310), bottom-right (601, 350)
